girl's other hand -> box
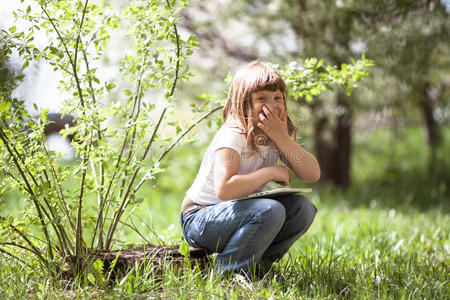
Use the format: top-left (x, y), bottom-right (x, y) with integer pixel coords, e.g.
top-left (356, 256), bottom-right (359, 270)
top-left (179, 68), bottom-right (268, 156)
top-left (270, 165), bottom-right (291, 186)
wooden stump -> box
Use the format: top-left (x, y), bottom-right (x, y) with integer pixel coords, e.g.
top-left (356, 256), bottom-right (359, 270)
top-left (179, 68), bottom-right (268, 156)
top-left (64, 244), bottom-right (210, 280)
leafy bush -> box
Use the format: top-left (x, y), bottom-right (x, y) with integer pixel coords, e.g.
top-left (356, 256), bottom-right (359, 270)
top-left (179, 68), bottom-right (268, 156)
top-left (0, 0), bottom-right (204, 276)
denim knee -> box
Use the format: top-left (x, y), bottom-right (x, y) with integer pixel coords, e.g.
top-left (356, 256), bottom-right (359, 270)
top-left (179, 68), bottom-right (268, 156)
top-left (296, 196), bottom-right (317, 233)
top-left (282, 195), bottom-right (317, 233)
top-left (258, 198), bottom-right (286, 229)
top-left (304, 196), bottom-right (318, 223)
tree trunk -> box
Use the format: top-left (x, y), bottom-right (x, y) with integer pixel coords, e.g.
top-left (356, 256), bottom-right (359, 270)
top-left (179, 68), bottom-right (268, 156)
top-left (421, 82), bottom-right (442, 168)
top-left (314, 115), bottom-right (332, 184)
top-left (332, 91), bottom-right (352, 189)
top-left (313, 92), bottom-right (352, 190)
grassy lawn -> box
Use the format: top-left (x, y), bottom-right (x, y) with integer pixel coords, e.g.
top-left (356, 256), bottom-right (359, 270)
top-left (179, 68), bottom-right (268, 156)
top-left (0, 126), bottom-right (449, 299)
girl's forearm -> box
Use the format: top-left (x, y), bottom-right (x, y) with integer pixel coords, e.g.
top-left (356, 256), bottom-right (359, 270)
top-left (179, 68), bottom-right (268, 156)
top-left (276, 135), bottom-right (321, 182)
top-left (216, 167), bottom-right (273, 200)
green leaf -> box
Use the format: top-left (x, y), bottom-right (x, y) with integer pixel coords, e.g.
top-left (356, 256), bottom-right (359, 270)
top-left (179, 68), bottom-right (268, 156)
top-left (21, 60), bottom-right (29, 71)
top-left (179, 240), bottom-right (190, 258)
top-left (152, 167), bottom-right (166, 175)
top-left (93, 259), bottom-right (104, 274)
top-left (49, 46), bottom-right (59, 54)
top-left (15, 74), bottom-right (25, 81)
top-left (106, 83), bottom-right (116, 91)
top-left (0, 101), bottom-right (12, 113)
top-left (316, 59), bottom-right (324, 68)
top-left (40, 109), bottom-right (49, 123)
top-left (87, 273), bottom-right (96, 285)
top-left (107, 250), bottom-right (120, 280)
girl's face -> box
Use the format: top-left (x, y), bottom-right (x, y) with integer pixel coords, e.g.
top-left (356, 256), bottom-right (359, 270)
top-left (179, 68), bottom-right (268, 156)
top-left (250, 89), bottom-right (286, 123)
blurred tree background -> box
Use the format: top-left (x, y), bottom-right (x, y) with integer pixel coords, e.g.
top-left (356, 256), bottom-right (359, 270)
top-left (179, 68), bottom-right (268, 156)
top-left (181, 0), bottom-right (449, 186)
top-left (171, 0), bottom-right (450, 211)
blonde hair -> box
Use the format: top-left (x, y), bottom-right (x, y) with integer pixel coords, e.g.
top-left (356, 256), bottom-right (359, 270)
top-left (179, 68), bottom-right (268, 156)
top-left (222, 60), bottom-right (298, 154)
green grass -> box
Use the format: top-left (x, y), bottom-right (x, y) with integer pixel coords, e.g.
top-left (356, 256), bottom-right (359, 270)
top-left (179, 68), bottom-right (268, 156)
top-left (0, 126), bottom-right (449, 299)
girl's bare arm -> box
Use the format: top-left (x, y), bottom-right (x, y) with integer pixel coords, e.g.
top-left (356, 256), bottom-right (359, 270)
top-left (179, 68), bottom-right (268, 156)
top-left (214, 148), bottom-right (290, 200)
top-left (276, 136), bottom-right (321, 183)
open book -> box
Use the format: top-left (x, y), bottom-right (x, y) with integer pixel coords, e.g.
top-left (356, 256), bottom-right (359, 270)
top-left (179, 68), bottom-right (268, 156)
top-left (236, 187), bottom-right (312, 201)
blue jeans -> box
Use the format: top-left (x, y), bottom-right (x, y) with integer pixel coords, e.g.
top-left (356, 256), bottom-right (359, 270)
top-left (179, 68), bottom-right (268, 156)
top-left (180, 195), bottom-right (317, 275)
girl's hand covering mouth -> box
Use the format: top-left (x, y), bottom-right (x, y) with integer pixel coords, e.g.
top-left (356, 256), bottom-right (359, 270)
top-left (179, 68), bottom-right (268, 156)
top-left (257, 105), bottom-right (289, 144)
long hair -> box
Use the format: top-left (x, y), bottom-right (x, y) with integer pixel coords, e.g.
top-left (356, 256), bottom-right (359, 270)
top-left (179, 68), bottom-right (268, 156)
top-left (222, 60), bottom-right (298, 154)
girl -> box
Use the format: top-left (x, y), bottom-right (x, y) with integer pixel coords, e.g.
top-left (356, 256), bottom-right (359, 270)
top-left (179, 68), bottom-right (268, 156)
top-left (180, 60), bottom-right (320, 278)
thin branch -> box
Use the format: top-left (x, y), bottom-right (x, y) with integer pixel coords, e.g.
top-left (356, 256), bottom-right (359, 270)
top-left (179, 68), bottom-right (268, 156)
top-left (118, 219), bottom-right (151, 246)
top-left (92, 147), bottom-right (135, 249)
top-left (104, 106), bottom-right (166, 249)
top-left (47, 57), bottom-right (73, 75)
top-left (166, 0), bottom-right (181, 97)
top-left (42, 142), bottom-right (77, 238)
top-left (73, 0), bottom-right (90, 108)
top-left (104, 3), bottom-right (183, 249)
top-left (81, 49), bottom-right (99, 108)
top-left (82, 47), bottom-right (107, 250)
top-left (100, 146), bottom-right (138, 228)
top-left (7, 173), bottom-right (33, 198)
top-left (31, 148), bottom-right (67, 258)
top-left (157, 105), bottom-right (223, 164)
top-left (100, 55), bottom-right (149, 228)
top-left (128, 209), bottom-right (166, 246)
top-left (0, 247), bottom-right (31, 268)
top-left (0, 129), bottom-right (54, 260)
top-left (41, 3), bottom-right (92, 257)
top-left (0, 129), bottom-right (34, 195)
top-left (100, 130), bottom-right (130, 220)
top-left (101, 48), bottom-right (151, 207)
top-left (41, 0), bottom-right (91, 259)
top-left (40, 4), bottom-right (75, 69)
top-left (75, 154), bottom-right (89, 258)
top-left (40, 2), bottom-right (86, 109)
top-left (32, 191), bottom-right (66, 257)
top-left (40, 144), bottom-right (76, 255)
top-left (9, 224), bottom-right (48, 267)
top-left (74, 0), bottom-right (90, 64)
top-left (0, 242), bottom-right (38, 257)
top-left (117, 53), bottom-right (148, 202)
top-left (134, 105), bottom-right (222, 193)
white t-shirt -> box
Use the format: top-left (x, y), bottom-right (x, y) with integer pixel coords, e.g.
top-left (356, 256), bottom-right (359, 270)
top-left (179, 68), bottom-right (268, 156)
top-left (186, 125), bottom-right (280, 206)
